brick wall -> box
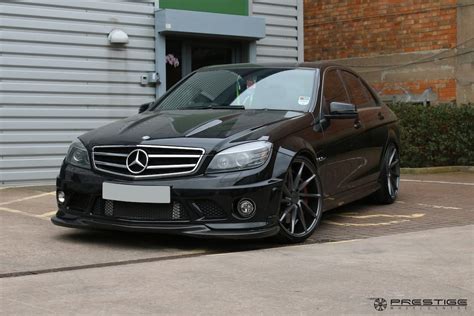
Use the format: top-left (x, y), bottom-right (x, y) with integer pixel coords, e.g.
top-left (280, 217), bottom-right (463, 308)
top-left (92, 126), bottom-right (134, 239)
top-left (304, 0), bottom-right (457, 60)
top-left (304, 0), bottom-right (462, 102)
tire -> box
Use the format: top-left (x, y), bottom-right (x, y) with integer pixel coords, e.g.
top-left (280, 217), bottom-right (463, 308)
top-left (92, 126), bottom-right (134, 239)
top-left (373, 143), bottom-right (400, 204)
top-left (276, 156), bottom-right (323, 243)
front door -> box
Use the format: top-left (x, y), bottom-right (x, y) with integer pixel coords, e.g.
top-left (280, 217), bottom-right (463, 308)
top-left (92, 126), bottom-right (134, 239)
top-left (166, 38), bottom-right (242, 89)
top-left (317, 69), bottom-right (366, 199)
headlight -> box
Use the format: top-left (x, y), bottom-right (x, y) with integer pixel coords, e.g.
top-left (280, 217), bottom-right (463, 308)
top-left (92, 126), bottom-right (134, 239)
top-left (65, 140), bottom-right (91, 169)
top-left (207, 141), bottom-right (272, 173)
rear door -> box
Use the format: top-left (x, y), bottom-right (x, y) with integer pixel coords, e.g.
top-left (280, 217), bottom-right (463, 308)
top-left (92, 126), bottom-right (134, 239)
top-left (340, 71), bottom-right (387, 186)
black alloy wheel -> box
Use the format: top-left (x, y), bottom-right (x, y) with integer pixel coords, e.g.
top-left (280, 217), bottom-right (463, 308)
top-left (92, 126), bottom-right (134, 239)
top-left (277, 156), bottom-right (323, 243)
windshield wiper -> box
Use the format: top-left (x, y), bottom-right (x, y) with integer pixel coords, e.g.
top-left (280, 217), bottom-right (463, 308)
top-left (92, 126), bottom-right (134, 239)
top-left (179, 106), bottom-right (212, 110)
top-left (209, 105), bottom-right (245, 110)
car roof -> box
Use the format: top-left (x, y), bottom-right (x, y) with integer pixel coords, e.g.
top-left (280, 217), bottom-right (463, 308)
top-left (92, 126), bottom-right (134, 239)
top-left (199, 62), bottom-right (350, 72)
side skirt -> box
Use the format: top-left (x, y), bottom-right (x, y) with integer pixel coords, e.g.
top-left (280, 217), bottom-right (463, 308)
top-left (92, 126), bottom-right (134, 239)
top-left (322, 181), bottom-right (380, 211)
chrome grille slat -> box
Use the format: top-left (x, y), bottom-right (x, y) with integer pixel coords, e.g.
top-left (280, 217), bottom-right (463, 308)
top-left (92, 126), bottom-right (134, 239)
top-left (92, 145), bottom-right (205, 179)
top-left (147, 164), bottom-right (196, 170)
top-left (94, 152), bottom-right (128, 157)
top-left (148, 154), bottom-right (201, 158)
top-left (95, 161), bottom-right (127, 169)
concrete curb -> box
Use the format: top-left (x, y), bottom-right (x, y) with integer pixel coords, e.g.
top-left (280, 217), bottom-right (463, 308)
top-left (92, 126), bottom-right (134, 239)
top-left (401, 166), bottom-right (474, 174)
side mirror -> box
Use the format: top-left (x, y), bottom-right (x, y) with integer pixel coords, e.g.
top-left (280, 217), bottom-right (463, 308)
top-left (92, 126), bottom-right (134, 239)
top-left (138, 102), bottom-right (153, 113)
top-left (326, 102), bottom-right (358, 119)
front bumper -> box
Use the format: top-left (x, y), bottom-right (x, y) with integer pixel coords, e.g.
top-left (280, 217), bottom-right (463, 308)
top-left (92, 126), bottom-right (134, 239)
top-left (51, 214), bottom-right (280, 239)
top-left (53, 164), bottom-right (283, 239)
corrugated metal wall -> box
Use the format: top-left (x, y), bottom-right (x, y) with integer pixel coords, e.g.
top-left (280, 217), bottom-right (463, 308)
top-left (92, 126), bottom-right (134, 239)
top-left (0, 0), bottom-right (304, 185)
top-left (252, 0), bottom-right (304, 63)
top-left (0, 0), bottom-right (156, 184)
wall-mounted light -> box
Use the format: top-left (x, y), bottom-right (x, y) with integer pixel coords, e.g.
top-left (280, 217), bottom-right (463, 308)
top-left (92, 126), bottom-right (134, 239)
top-left (108, 29), bottom-right (129, 44)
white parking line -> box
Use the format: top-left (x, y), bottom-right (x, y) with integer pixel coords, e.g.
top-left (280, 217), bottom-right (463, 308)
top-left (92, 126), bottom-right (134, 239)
top-left (37, 210), bottom-right (57, 218)
top-left (337, 213), bottom-right (425, 219)
top-left (417, 203), bottom-right (462, 210)
top-left (0, 192), bottom-right (55, 206)
top-left (0, 207), bottom-right (50, 221)
top-left (328, 239), bottom-right (361, 244)
top-left (401, 179), bottom-right (474, 186)
top-left (325, 219), bottom-right (411, 226)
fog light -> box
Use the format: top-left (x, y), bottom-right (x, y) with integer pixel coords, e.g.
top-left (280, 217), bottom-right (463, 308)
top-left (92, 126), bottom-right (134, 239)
top-left (57, 191), bottom-right (65, 204)
top-left (237, 199), bottom-right (256, 218)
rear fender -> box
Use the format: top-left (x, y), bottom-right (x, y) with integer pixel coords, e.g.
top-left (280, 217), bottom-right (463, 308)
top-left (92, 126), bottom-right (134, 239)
top-left (377, 123), bottom-right (400, 179)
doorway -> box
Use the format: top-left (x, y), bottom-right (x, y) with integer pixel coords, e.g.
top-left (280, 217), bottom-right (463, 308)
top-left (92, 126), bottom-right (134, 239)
top-left (166, 38), bottom-right (243, 89)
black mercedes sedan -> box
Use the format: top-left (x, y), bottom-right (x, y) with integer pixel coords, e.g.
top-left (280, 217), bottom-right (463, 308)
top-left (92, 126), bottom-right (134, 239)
top-left (52, 63), bottom-right (400, 243)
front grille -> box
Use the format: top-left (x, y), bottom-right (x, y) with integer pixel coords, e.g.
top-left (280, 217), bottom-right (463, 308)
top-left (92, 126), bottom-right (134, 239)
top-left (194, 200), bottom-right (227, 219)
top-left (92, 145), bottom-right (205, 178)
top-left (93, 198), bottom-right (188, 221)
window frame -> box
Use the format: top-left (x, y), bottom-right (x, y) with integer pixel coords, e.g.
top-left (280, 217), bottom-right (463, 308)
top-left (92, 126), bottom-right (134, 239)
top-left (317, 66), bottom-right (352, 117)
top-left (340, 70), bottom-right (381, 110)
top-left (359, 77), bottom-right (382, 108)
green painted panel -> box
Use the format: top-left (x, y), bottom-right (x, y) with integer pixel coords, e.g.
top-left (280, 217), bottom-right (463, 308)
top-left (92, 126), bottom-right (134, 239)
top-left (159, 0), bottom-right (248, 16)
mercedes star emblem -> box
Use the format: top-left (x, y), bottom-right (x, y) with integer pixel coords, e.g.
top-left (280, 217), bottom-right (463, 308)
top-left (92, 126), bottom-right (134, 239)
top-left (126, 149), bottom-right (149, 174)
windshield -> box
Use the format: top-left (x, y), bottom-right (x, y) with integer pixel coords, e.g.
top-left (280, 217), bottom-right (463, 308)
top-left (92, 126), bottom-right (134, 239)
top-left (155, 67), bottom-right (319, 112)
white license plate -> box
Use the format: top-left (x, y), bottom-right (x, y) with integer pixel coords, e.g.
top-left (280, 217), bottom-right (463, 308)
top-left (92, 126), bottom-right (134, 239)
top-left (102, 183), bottom-right (170, 204)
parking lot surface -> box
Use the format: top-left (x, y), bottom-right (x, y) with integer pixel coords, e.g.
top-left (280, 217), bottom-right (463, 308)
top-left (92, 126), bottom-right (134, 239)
top-left (1, 172), bottom-right (473, 277)
top-left (1, 172), bottom-right (473, 314)
top-left (2, 225), bottom-right (472, 315)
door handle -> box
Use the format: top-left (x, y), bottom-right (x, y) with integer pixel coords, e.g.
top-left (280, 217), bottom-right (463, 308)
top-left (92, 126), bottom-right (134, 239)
top-left (378, 112), bottom-right (384, 120)
top-left (354, 119), bottom-right (362, 129)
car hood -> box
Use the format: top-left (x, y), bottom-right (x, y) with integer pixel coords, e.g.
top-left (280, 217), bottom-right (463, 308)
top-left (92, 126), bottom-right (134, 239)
top-left (80, 109), bottom-right (308, 150)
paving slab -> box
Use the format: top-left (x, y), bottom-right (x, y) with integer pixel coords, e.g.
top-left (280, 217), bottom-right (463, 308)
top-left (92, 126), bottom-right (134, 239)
top-left (0, 211), bottom-right (215, 275)
top-left (0, 186), bottom-right (54, 204)
top-left (1, 225), bottom-right (472, 315)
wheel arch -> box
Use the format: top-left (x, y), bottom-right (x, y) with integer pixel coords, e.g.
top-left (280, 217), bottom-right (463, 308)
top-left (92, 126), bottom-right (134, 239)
top-left (388, 125), bottom-right (400, 148)
top-left (378, 123), bottom-right (400, 168)
top-left (272, 136), bottom-right (319, 179)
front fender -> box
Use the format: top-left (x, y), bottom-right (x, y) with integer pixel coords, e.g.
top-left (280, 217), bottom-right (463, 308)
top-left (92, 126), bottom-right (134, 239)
top-left (272, 136), bottom-right (318, 179)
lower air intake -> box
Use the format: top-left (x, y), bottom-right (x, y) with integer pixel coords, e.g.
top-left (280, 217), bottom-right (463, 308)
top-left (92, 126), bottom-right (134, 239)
top-left (97, 199), bottom-right (188, 221)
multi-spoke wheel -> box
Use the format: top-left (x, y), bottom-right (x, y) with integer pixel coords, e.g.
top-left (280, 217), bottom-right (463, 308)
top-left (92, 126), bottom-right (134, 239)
top-left (277, 156), bottom-right (323, 243)
top-left (373, 143), bottom-right (400, 204)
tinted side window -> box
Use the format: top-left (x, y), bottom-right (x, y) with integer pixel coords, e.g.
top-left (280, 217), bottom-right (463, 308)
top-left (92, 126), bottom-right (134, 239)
top-left (322, 69), bottom-right (349, 113)
top-left (342, 71), bottom-right (376, 109)
top-left (361, 81), bottom-right (379, 107)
